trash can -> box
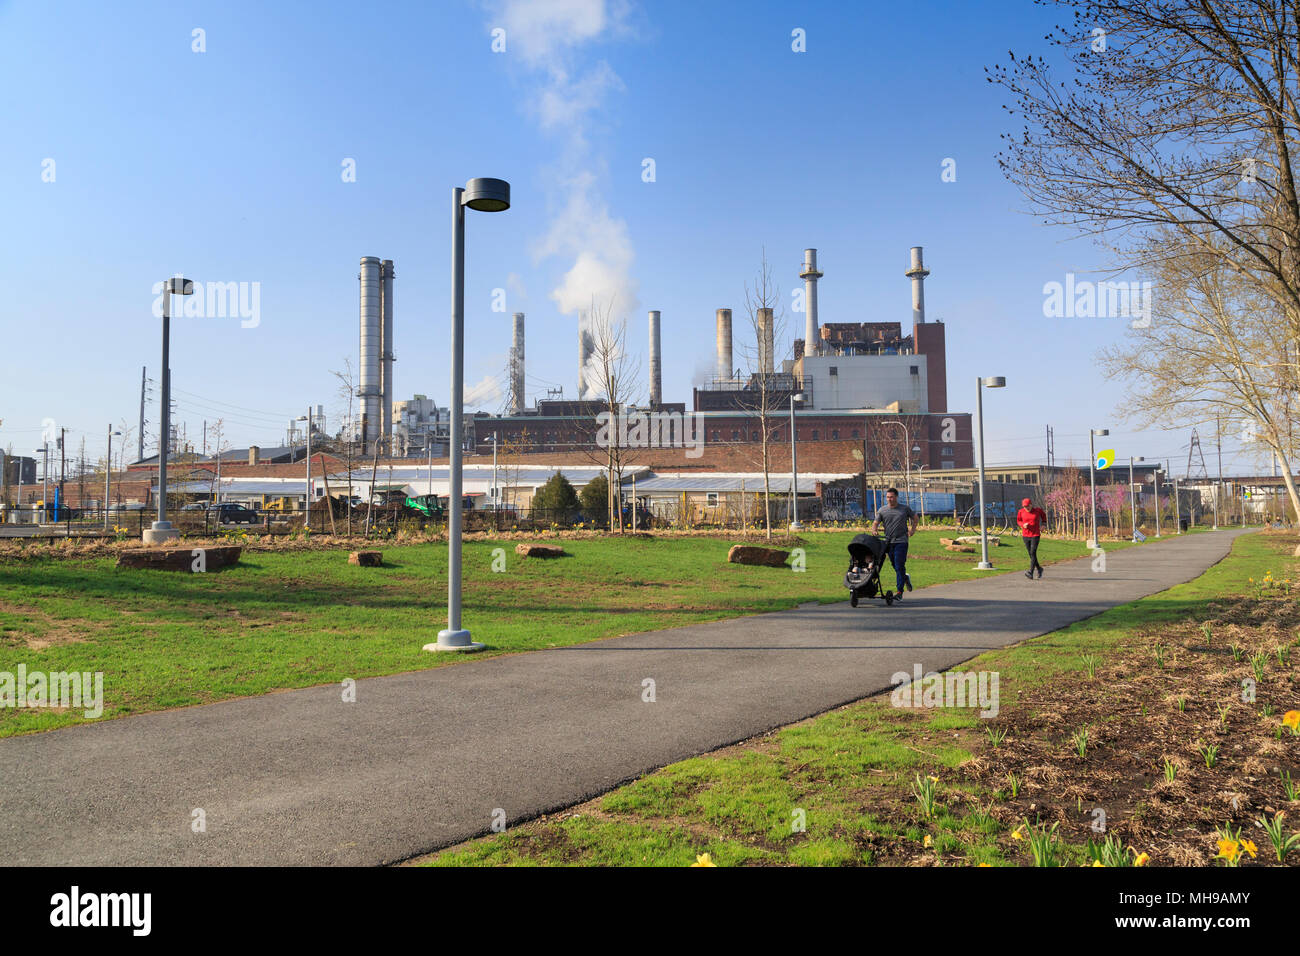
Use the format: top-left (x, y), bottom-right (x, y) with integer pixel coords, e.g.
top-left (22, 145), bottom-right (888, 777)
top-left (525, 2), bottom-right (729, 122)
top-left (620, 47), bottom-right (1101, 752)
top-left (1179, 517), bottom-right (1189, 532)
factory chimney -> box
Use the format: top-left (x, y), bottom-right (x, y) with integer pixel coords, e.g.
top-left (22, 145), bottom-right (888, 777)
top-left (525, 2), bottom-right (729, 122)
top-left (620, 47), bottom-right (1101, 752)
top-left (716, 309), bottom-right (732, 381)
top-left (380, 260), bottom-right (395, 451)
top-left (800, 249), bottom-right (822, 359)
top-left (358, 256), bottom-right (383, 451)
top-left (906, 246), bottom-right (930, 325)
top-left (511, 312), bottom-right (525, 414)
top-left (757, 308), bottom-right (775, 373)
top-left (909, 245), bottom-right (947, 415)
top-left (648, 310), bottom-right (662, 407)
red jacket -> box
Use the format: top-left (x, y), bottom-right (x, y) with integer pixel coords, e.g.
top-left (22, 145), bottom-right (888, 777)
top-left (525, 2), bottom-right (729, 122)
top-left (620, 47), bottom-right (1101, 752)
top-left (1017, 507), bottom-right (1046, 537)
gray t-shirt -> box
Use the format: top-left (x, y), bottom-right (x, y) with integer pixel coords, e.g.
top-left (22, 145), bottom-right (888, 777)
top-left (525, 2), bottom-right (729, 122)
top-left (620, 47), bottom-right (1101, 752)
top-left (874, 503), bottom-right (915, 543)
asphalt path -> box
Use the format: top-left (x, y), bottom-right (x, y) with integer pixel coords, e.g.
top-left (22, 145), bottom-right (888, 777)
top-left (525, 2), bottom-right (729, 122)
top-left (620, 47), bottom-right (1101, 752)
top-left (0, 528), bottom-right (1249, 865)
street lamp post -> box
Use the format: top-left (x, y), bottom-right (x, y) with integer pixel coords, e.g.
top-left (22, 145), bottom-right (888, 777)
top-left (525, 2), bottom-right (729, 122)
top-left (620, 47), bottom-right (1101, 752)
top-left (426, 178), bottom-right (510, 654)
top-left (145, 276), bottom-right (194, 545)
top-left (789, 392), bottom-right (805, 530)
top-left (1173, 475), bottom-right (1181, 532)
top-left (104, 426), bottom-right (121, 530)
top-left (1129, 455), bottom-right (1144, 542)
top-left (1152, 464), bottom-right (1162, 537)
top-left (975, 376), bottom-right (1006, 570)
top-left (1088, 428), bottom-right (1109, 549)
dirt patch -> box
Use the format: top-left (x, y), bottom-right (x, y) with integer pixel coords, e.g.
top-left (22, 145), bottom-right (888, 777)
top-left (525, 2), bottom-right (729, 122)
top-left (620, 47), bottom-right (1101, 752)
top-left (0, 605), bottom-right (104, 650)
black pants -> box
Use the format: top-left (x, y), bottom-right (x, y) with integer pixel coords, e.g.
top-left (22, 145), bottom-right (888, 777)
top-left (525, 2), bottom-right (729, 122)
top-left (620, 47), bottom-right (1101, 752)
top-left (1023, 535), bottom-right (1042, 572)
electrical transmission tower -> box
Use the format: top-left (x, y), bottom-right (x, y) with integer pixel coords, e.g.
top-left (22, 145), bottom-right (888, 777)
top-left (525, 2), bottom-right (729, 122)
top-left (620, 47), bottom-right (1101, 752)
top-left (1186, 429), bottom-right (1209, 480)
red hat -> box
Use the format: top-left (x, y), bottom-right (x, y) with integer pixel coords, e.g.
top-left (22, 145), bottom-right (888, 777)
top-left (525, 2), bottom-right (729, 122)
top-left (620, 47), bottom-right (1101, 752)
top-left (1022, 498), bottom-right (1031, 507)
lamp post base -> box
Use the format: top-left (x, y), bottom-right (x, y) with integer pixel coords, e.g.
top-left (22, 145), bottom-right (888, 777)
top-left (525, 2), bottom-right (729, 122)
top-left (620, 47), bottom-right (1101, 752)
top-left (143, 521), bottom-right (180, 545)
top-left (1085, 539), bottom-right (1098, 550)
top-left (424, 629), bottom-right (485, 653)
top-left (789, 521), bottom-right (803, 531)
top-left (975, 561), bottom-right (996, 570)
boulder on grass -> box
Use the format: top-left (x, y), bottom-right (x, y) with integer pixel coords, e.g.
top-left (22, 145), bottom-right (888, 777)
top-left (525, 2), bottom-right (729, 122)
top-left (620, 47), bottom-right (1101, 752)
top-left (515, 544), bottom-right (567, 558)
top-left (727, 544), bottom-right (791, 567)
top-left (956, 535), bottom-right (999, 546)
top-left (117, 545), bottom-right (241, 572)
top-left (349, 550), bottom-right (383, 567)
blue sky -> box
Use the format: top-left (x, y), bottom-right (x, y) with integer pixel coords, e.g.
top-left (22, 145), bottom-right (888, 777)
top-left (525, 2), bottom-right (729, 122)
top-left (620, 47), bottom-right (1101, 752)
top-left (0, 0), bottom-right (1257, 475)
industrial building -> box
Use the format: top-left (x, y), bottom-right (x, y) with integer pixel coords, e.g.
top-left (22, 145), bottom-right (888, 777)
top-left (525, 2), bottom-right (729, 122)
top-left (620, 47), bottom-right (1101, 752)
top-left (470, 245), bottom-right (973, 471)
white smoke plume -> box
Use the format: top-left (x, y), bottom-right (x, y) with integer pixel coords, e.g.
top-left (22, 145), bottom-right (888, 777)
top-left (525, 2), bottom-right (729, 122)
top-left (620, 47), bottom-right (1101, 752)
top-left (486, 0), bottom-right (639, 397)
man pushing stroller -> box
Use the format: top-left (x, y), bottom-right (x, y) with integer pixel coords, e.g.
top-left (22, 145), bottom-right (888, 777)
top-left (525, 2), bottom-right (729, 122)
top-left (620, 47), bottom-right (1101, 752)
top-left (870, 487), bottom-right (918, 602)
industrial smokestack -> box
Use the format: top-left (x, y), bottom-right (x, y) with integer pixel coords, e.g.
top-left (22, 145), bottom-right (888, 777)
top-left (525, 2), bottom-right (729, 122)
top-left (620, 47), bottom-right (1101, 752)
top-left (800, 249), bottom-right (822, 359)
top-left (358, 256), bottom-right (382, 450)
top-left (716, 308), bottom-right (732, 381)
top-left (577, 312), bottom-right (591, 400)
top-left (906, 246), bottom-right (930, 325)
top-left (757, 308), bottom-right (775, 373)
top-left (380, 259), bottom-right (395, 450)
top-left (648, 310), bottom-right (662, 407)
top-left (511, 312), bottom-right (525, 414)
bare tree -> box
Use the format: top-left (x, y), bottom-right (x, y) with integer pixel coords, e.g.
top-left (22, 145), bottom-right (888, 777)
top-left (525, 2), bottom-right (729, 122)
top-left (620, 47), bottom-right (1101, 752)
top-left (585, 296), bottom-right (643, 531)
top-left (331, 359), bottom-right (360, 536)
top-left (1099, 242), bottom-right (1300, 524)
top-left (736, 248), bottom-right (791, 539)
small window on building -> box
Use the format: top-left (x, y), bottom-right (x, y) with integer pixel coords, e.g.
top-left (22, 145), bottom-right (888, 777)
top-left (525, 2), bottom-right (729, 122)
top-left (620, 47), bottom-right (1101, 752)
top-left (910, 365), bottom-right (919, 375)
top-left (811, 430), bottom-right (819, 440)
top-left (732, 430), bottom-right (740, 440)
top-left (851, 429), bottom-right (860, 439)
top-left (829, 366), bottom-right (838, 376)
top-left (942, 446), bottom-right (954, 456)
top-left (706, 492), bottom-right (719, 506)
top-left (752, 431), bottom-right (760, 441)
top-left (831, 429), bottom-right (839, 440)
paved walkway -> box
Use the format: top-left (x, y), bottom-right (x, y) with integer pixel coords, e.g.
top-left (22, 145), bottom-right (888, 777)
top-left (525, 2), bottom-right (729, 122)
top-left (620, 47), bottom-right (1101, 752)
top-left (1, 529), bottom-right (1248, 865)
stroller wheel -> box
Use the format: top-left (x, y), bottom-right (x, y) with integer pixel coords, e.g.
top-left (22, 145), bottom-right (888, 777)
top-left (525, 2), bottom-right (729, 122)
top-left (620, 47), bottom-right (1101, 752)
top-left (885, 592), bottom-right (894, 606)
top-left (850, 592), bottom-right (859, 608)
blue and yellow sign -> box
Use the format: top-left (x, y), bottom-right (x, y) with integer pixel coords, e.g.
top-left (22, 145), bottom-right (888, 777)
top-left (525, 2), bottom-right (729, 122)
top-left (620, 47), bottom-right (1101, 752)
top-left (1095, 449), bottom-right (1115, 470)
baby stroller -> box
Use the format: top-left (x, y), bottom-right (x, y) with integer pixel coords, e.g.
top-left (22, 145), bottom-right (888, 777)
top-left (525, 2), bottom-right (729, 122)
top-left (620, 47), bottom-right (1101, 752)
top-left (845, 533), bottom-right (895, 607)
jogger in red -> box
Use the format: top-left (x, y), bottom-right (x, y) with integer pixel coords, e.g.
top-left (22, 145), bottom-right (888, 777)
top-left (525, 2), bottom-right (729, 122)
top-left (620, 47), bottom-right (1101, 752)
top-left (1017, 497), bottom-right (1047, 579)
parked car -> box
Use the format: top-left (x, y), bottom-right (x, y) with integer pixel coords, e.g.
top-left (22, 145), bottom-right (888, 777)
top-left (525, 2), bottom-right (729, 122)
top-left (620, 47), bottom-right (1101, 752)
top-left (208, 503), bottom-right (260, 524)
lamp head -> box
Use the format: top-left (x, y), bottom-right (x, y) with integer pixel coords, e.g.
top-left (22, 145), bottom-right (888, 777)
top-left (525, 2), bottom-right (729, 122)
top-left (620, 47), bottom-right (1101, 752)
top-left (982, 376), bottom-right (1006, 388)
top-left (1093, 428), bottom-right (1109, 436)
top-left (463, 178), bottom-right (511, 212)
top-left (792, 392), bottom-right (805, 403)
top-left (165, 277), bottom-right (194, 295)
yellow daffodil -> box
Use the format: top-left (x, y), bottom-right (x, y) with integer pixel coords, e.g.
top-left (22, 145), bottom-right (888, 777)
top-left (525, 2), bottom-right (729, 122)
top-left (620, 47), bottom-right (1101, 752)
top-left (923, 834), bottom-right (933, 848)
top-left (1092, 859), bottom-right (1104, 867)
top-left (1011, 826), bottom-right (1025, 841)
top-left (1134, 852), bottom-right (1150, 866)
top-left (690, 853), bottom-right (716, 867)
top-left (1283, 711), bottom-right (1300, 731)
top-left (928, 775), bottom-right (939, 783)
top-left (1241, 839), bottom-right (1257, 858)
top-left (1215, 839), bottom-right (1240, 862)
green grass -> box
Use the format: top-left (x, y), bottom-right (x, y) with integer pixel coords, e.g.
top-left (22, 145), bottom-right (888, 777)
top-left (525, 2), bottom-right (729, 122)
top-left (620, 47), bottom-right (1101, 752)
top-left (424, 530), bottom-right (1293, 866)
top-left (0, 530), bottom-right (1120, 737)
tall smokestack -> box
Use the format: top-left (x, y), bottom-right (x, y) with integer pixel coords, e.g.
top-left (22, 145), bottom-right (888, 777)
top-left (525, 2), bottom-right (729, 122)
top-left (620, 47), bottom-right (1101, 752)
top-left (358, 256), bottom-right (382, 450)
top-left (511, 312), bottom-right (525, 413)
top-left (380, 259), bottom-right (395, 450)
top-left (648, 310), bottom-right (662, 406)
top-left (906, 246), bottom-right (930, 325)
top-left (800, 249), bottom-right (822, 359)
top-left (716, 308), bottom-right (732, 381)
top-left (758, 308), bottom-right (775, 373)
top-left (577, 312), bottom-right (591, 400)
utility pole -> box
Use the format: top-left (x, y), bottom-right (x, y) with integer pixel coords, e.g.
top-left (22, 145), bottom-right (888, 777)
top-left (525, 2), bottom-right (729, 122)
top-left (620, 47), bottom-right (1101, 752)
top-left (59, 427), bottom-right (66, 518)
top-left (1045, 425), bottom-right (1055, 468)
top-left (1216, 414), bottom-right (1224, 526)
top-left (138, 366), bottom-right (147, 462)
